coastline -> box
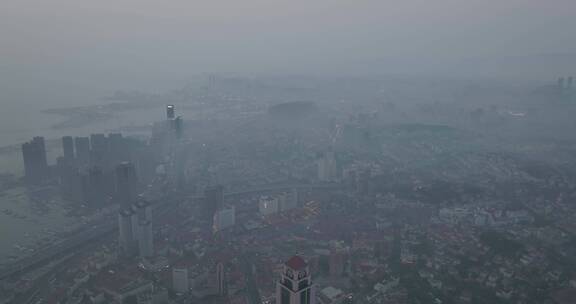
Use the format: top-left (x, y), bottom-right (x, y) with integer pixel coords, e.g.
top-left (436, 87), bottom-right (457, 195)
top-left (0, 98), bottom-right (159, 263)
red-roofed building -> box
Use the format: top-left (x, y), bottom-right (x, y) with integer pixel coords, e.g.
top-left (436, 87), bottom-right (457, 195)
top-left (276, 256), bottom-right (316, 304)
top-left (286, 255), bottom-right (307, 270)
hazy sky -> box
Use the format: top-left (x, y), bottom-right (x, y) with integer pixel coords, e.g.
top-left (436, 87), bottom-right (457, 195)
top-left (0, 0), bottom-right (575, 146)
top-left (1, 0), bottom-right (576, 90)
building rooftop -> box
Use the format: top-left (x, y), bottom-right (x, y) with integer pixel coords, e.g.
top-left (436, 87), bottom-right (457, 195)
top-left (321, 286), bottom-right (344, 301)
top-left (285, 255), bottom-right (307, 270)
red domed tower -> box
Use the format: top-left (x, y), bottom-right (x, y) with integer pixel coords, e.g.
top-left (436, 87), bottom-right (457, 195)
top-left (276, 255), bottom-right (316, 304)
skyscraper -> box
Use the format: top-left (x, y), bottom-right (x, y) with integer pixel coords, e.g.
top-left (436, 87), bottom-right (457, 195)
top-left (317, 151), bottom-right (337, 182)
top-left (119, 203), bottom-right (154, 258)
top-left (356, 168), bottom-right (371, 195)
top-left (57, 157), bottom-right (81, 201)
top-left (135, 199), bottom-right (154, 257)
top-left (90, 133), bottom-right (108, 166)
top-left (22, 136), bottom-right (49, 184)
top-left (74, 136), bottom-right (90, 165)
top-left (204, 185), bottom-right (224, 220)
top-left (62, 136), bottom-right (75, 160)
top-left (276, 256), bottom-right (316, 304)
top-left (558, 77), bottom-right (566, 91)
top-left (116, 177), bottom-right (153, 258)
top-left (115, 162), bottom-right (138, 209)
top-left (165, 105), bottom-right (184, 140)
top-left (166, 105), bottom-right (175, 120)
top-left (213, 206), bottom-right (236, 232)
top-left (174, 116), bottom-right (183, 139)
top-left (172, 266), bottom-right (189, 294)
top-left (279, 189), bottom-right (298, 212)
top-left (137, 220), bottom-right (154, 258)
top-left (328, 250), bottom-right (346, 277)
top-left (118, 208), bottom-right (138, 257)
top-left (216, 262), bottom-right (225, 296)
top-left (108, 133), bottom-right (127, 163)
top-left (134, 200), bottom-right (153, 222)
top-left (90, 133), bottom-right (108, 152)
top-left (259, 196), bottom-right (279, 216)
top-left (86, 166), bottom-right (107, 206)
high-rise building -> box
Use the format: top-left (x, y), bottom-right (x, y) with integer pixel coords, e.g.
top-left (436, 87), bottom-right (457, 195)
top-left (57, 158), bottom-right (87, 202)
top-left (134, 199), bottom-right (154, 258)
top-left (118, 208), bottom-right (138, 257)
top-left (166, 105), bottom-right (176, 120)
top-left (174, 116), bottom-right (184, 139)
top-left (279, 190), bottom-right (298, 212)
top-left (165, 105), bottom-right (184, 140)
top-left (108, 133), bottom-right (127, 163)
top-left (58, 163), bottom-right (111, 205)
top-left (172, 267), bottom-right (189, 294)
top-left (117, 183), bottom-right (153, 258)
top-left (90, 133), bottom-right (108, 166)
top-left (90, 133), bottom-right (108, 152)
top-left (74, 136), bottom-right (90, 165)
top-left (134, 200), bottom-right (152, 222)
top-left (342, 167), bottom-right (358, 190)
top-left (328, 250), bottom-right (346, 277)
top-left (86, 166), bottom-right (107, 206)
top-left (259, 196), bottom-right (279, 216)
top-left (35, 136), bottom-right (47, 167)
top-left (276, 256), bottom-right (316, 304)
top-left (115, 162), bottom-right (138, 209)
top-left (137, 220), bottom-right (154, 258)
top-left (213, 206), bottom-right (236, 232)
top-left (356, 169), bottom-right (371, 195)
top-left (207, 74), bottom-right (216, 91)
top-left (204, 185), bottom-right (224, 220)
top-left (22, 137), bottom-right (49, 184)
top-left (62, 136), bottom-right (75, 160)
top-left (317, 151), bottom-right (337, 182)
top-left (559, 77), bottom-right (566, 90)
top-left (216, 262), bottom-right (225, 296)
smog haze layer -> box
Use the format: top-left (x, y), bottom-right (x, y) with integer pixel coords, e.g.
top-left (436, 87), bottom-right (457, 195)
top-left (3, 1), bottom-right (576, 304)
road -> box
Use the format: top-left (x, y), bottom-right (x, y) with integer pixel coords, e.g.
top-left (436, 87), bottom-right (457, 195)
top-left (0, 193), bottom-right (182, 280)
top-left (240, 253), bottom-right (262, 304)
top-left (0, 182), bottom-right (338, 282)
top-left (0, 219), bottom-right (116, 280)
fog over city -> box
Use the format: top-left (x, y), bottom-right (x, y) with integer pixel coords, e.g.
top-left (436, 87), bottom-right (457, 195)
top-left (2, 1), bottom-right (576, 304)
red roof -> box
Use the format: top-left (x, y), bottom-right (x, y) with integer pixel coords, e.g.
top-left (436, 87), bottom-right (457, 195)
top-left (285, 256), bottom-right (307, 270)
